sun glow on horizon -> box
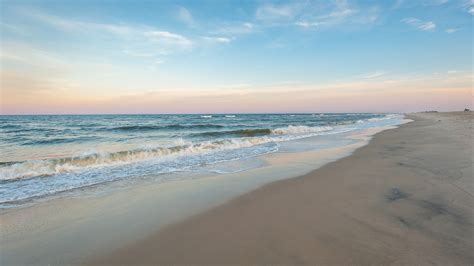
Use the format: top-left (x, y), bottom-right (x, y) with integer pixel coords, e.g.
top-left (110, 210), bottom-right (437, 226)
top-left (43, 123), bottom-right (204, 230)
top-left (1, 0), bottom-right (472, 114)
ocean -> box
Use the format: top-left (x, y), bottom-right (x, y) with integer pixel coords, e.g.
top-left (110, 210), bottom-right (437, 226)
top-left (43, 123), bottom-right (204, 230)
top-left (0, 113), bottom-right (404, 208)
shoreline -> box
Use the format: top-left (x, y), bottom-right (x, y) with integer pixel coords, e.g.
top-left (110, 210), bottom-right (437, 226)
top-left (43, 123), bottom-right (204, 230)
top-left (92, 112), bottom-right (473, 265)
top-left (0, 122), bottom-right (402, 265)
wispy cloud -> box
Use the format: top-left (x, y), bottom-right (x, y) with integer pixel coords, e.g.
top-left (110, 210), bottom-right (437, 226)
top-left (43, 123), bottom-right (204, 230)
top-left (256, 3), bottom-right (299, 21)
top-left (202, 36), bottom-right (232, 43)
top-left (391, 0), bottom-right (404, 10)
top-left (445, 28), bottom-right (460, 33)
top-left (320, 1), bottom-right (356, 20)
top-left (18, 7), bottom-right (194, 57)
top-left (358, 71), bottom-right (386, 79)
top-left (21, 7), bottom-right (133, 35)
top-left (293, 1), bottom-right (379, 29)
top-left (0, 22), bottom-right (30, 35)
top-left (176, 7), bottom-right (195, 27)
top-left (465, 0), bottom-right (474, 14)
top-left (0, 41), bottom-right (133, 102)
top-left (213, 22), bottom-right (254, 35)
top-left (393, 0), bottom-right (449, 9)
top-left (402, 18), bottom-right (436, 31)
top-left (1, 41), bottom-right (71, 73)
top-left (144, 31), bottom-right (193, 49)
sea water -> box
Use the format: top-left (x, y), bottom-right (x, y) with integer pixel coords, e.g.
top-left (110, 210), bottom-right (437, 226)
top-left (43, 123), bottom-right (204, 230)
top-left (0, 113), bottom-right (404, 207)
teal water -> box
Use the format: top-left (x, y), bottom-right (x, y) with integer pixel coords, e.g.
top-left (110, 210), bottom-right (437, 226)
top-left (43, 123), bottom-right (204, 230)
top-left (0, 113), bottom-right (403, 207)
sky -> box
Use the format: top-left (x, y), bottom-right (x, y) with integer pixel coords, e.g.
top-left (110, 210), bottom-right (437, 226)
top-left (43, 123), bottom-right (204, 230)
top-left (0, 0), bottom-right (472, 114)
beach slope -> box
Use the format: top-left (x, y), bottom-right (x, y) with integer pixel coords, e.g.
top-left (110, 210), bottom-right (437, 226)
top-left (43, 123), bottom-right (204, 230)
top-left (92, 112), bottom-right (473, 265)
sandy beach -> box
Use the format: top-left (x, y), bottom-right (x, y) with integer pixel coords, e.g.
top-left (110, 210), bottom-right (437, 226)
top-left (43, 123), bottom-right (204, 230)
top-left (0, 117), bottom-right (399, 265)
top-left (1, 112), bottom-right (472, 265)
top-left (2, 0), bottom-right (472, 264)
top-left (92, 112), bottom-right (473, 265)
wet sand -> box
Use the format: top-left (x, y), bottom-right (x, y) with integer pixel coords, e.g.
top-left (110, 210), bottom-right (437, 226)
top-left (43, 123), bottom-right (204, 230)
top-left (1, 124), bottom-right (390, 265)
top-left (93, 112), bottom-right (473, 265)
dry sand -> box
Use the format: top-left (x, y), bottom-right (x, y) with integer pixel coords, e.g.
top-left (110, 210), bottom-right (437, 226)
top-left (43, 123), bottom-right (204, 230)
top-left (92, 112), bottom-right (473, 265)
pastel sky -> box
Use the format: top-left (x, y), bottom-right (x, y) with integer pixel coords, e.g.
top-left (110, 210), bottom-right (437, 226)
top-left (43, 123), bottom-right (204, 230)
top-left (1, 0), bottom-right (472, 114)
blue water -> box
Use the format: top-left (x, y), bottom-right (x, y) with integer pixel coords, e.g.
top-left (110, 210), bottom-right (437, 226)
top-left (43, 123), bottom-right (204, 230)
top-left (0, 113), bottom-right (403, 207)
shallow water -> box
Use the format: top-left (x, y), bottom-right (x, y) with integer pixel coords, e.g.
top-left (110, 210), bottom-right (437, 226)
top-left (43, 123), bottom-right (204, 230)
top-left (0, 113), bottom-right (404, 207)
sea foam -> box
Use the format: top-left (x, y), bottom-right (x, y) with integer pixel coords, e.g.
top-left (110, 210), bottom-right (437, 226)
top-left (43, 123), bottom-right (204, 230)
top-left (0, 113), bottom-right (405, 207)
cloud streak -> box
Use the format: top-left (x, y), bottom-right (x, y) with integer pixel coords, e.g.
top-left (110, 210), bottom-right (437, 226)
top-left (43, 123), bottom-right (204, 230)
top-left (144, 31), bottom-right (193, 49)
top-left (291, 1), bottom-right (379, 29)
top-left (445, 28), bottom-right (460, 33)
top-left (176, 7), bottom-right (195, 27)
top-left (202, 36), bottom-right (232, 43)
top-left (256, 3), bottom-right (299, 21)
top-left (358, 71), bottom-right (386, 79)
top-left (213, 22), bottom-right (254, 35)
top-left (402, 18), bottom-right (436, 31)
top-left (20, 8), bottom-right (194, 56)
top-left (2, 1), bottom-right (471, 114)
top-left (21, 7), bottom-right (134, 35)
top-left (463, 0), bottom-right (474, 14)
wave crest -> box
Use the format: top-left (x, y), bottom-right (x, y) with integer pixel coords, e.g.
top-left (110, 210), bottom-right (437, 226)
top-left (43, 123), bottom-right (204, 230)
top-left (272, 125), bottom-right (333, 135)
top-left (192, 128), bottom-right (272, 137)
top-left (0, 125), bottom-right (336, 181)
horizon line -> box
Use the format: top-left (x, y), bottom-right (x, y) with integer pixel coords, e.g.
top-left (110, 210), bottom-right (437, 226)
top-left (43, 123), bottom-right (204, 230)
top-left (0, 111), bottom-right (404, 116)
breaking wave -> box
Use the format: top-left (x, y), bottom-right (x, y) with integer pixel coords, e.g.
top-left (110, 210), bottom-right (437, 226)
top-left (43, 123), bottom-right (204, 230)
top-left (0, 113), bottom-right (407, 207)
top-left (0, 125), bottom-right (334, 181)
top-left (192, 128), bottom-right (272, 137)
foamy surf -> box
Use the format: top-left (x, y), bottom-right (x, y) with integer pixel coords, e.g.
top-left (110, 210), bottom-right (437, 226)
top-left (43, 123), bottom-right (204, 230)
top-left (0, 113), bottom-right (405, 207)
top-left (0, 125), bottom-right (334, 181)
